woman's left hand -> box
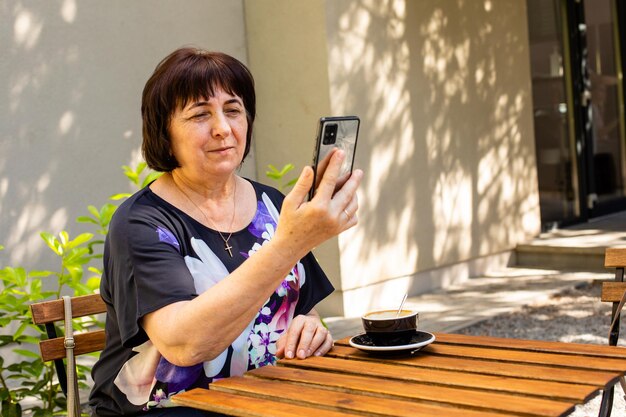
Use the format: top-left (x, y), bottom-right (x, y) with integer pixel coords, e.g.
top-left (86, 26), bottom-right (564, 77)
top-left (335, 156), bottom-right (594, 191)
top-left (275, 310), bottom-right (333, 359)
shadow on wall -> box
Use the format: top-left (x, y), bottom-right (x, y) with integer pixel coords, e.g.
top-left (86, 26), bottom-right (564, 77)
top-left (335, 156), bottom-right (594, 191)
top-left (0, 1), bottom-right (248, 269)
top-left (327, 0), bottom-right (539, 308)
top-left (0, 1), bottom-right (145, 268)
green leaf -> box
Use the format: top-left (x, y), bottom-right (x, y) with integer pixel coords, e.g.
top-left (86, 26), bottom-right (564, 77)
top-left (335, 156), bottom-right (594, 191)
top-left (12, 348), bottom-right (40, 359)
top-left (0, 244), bottom-right (4, 251)
top-left (28, 270), bottom-right (54, 278)
top-left (99, 204), bottom-right (118, 227)
top-left (59, 231), bottom-right (69, 246)
top-left (15, 335), bottom-right (42, 345)
top-left (29, 379), bottom-right (48, 393)
top-left (109, 193), bottom-right (131, 201)
top-left (65, 265), bottom-right (84, 282)
top-left (279, 163), bottom-right (295, 175)
top-left (1, 399), bottom-right (21, 417)
top-left (87, 204), bottom-right (101, 219)
top-left (67, 233), bottom-right (93, 250)
top-left (13, 322), bottom-right (28, 340)
top-left (29, 279), bottom-right (42, 296)
top-left (1, 267), bottom-right (27, 286)
top-left (76, 215), bottom-right (99, 225)
top-left (86, 277), bottom-right (101, 291)
top-left (266, 172), bottom-right (281, 180)
top-left (0, 336), bottom-right (15, 347)
top-left (40, 232), bottom-right (62, 255)
top-left (63, 247), bottom-right (91, 266)
top-left (141, 171), bottom-right (162, 188)
top-left (123, 164), bottom-right (142, 185)
top-left (72, 282), bottom-right (92, 295)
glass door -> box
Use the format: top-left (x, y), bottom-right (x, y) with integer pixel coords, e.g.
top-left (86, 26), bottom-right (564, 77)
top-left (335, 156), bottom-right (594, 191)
top-left (527, 0), bottom-right (626, 230)
top-left (583, 0), bottom-right (626, 215)
top-left (527, 0), bottom-right (580, 229)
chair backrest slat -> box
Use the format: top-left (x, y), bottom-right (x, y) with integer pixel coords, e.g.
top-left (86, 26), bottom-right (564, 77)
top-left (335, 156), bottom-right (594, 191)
top-left (605, 247), bottom-right (626, 268)
top-left (31, 293), bottom-right (106, 325)
top-left (30, 293), bottom-right (107, 362)
top-left (602, 282), bottom-right (626, 302)
top-left (40, 330), bottom-right (106, 362)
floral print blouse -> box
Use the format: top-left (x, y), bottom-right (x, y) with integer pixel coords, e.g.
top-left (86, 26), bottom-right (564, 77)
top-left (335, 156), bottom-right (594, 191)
top-left (89, 180), bottom-right (333, 416)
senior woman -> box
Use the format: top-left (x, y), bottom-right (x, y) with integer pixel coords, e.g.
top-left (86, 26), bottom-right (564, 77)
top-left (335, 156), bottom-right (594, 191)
top-left (88, 47), bottom-right (362, 416)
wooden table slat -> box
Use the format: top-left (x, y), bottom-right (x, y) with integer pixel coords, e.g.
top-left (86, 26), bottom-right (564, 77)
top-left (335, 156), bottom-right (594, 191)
top-left (327, 345), bottom-right (619, 387)
top-left (338, 334), bottom-right (626, 359)
top-left (421, 343), bottom-right (626, 371)
top-left (248, 365), bottom-right (575, 417)
top-left (171, 388), bottom-right (356, 417)
top-left (173, 333), bottom-right (626, 417)
top-left (431, 333), bottom-right (626, 359)
top-left (213, 376), bottom-right (508, 417)
top-left (277, 355), bottom-right (598, 401)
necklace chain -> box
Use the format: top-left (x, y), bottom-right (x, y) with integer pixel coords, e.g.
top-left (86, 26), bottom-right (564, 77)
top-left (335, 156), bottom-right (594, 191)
top-left (175, 177), bottom-right (237, 257)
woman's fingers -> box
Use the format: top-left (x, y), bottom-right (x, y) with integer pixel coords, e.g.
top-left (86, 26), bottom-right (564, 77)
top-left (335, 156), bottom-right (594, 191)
top-left (282, 166), bottom-right (314, 212)
top-left (311, 149), bottom-right (336, 197)
top-left (277, 315), bottom-right (332, 359)
top-left (313, 332), bottom-right (334, 357)
top-left (314, 150), bottom-right (346, 200)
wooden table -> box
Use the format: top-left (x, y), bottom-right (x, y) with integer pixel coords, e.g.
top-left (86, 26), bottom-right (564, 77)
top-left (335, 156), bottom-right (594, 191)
top-left (172, 333), bottom-right (626, 417)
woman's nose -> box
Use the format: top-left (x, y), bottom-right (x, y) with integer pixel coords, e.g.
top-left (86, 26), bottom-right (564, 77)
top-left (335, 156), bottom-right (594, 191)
top-left (211, 111), bottom-right (231, 139)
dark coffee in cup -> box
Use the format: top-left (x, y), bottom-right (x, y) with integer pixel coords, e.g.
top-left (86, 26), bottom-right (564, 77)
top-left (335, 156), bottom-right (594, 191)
top-left (362, 310), bottom-right (418, 345)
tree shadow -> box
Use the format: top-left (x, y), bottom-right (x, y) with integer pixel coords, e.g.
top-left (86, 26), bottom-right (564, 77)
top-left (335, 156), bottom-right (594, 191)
top-left (325, 0), bottom-right (540, 313)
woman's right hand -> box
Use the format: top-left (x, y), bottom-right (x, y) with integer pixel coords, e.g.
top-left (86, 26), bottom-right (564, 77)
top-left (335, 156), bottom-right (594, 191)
top-left (273, 149), bottom-right (363, 261)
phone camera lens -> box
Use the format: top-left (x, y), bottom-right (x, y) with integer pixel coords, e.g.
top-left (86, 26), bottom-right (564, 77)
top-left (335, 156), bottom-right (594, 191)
top-left (323, 124), bottom-right (338, 145)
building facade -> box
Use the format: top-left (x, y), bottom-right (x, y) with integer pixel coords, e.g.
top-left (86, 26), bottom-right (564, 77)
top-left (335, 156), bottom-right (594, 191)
top-left (1, 0), bottom-right (623, 317)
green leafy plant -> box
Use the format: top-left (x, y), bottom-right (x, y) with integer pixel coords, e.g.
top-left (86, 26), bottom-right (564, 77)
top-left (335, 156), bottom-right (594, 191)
top-left (0, 161), bottom-right (287, 416)
top-left (77, 162), bottom-right (161, 250)
top-left (0, 232), bottom-right (98, 417)
top-left (266, 163), bottom-right (298, 191)
top-left (0, 162), bottom-right (160, 417)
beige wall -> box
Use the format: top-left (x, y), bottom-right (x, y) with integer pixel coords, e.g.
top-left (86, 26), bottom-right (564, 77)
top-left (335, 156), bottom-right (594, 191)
top-left (243, 0), bottom-right (345, 314)
top-left (1, 0), bottom-right (541, 319)
top-left (0, 1), bottom-right (253, 269)
top-left (246, 0), bottom-right (541, 317)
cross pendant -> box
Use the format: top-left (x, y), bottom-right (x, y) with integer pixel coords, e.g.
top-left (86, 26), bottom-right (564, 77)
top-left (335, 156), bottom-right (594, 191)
top-left (224, 242), bottom-right (233, 257)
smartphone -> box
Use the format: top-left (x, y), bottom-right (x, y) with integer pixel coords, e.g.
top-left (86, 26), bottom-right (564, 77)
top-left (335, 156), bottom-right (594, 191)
top-left (309, 116), bottom-right (360, 200)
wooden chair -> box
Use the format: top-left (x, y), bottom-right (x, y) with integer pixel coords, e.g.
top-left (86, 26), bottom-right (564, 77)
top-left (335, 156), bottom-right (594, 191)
top-left (30, 293), bottom-right (106, 416)
top-left (598, 247), bottom-right (626, 417)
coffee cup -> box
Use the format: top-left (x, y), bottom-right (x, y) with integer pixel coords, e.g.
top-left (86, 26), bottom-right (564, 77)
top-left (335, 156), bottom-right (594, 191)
top-left (361, 309), bottom-right (418, 345)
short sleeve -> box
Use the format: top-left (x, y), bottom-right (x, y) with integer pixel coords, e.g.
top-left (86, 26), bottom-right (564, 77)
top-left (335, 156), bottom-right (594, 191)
top-left (293, 252), bottom-right (334, 316)
top-left (102, 193), bottom-right (196, 348)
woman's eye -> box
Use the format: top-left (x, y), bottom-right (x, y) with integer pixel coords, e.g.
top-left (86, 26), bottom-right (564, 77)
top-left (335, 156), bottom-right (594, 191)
top-left (226, 108), bottom-right (242, 115)
top-left (191, 112), bottom-right (208, 119)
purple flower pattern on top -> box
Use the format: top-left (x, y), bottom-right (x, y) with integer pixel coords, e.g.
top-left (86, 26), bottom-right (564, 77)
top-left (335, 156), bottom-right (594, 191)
top-left (156, 226), bottom-right (180, 251)
top-left (114, 192), bottom-right (306, 410)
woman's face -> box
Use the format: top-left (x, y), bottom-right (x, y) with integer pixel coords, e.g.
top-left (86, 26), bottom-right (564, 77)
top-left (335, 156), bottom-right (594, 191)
top-left (168, 87), bottom-right (248, 180)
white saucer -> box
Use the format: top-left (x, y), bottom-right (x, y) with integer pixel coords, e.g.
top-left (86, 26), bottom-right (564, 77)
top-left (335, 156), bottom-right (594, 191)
top-left (349, 331), bottom-right (436, 353)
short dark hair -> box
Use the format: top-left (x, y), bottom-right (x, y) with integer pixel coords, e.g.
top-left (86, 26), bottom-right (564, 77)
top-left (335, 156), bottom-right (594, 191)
top-left (141, 47), bottom-right (256, 172)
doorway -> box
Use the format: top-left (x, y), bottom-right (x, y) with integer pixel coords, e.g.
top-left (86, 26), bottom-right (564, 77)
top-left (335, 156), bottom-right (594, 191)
top-left (527, 0), bottom-right (626, 230)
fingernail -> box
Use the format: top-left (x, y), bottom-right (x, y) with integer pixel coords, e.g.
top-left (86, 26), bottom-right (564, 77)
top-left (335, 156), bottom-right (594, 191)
top-left (307, 349), bottom-right (312, 356)
top-left (314, 351), bottom-right (322, 357)
top-left (298, 349), bottom-right (306, 358)
top-left (286, 351), bottom-right (293, 359)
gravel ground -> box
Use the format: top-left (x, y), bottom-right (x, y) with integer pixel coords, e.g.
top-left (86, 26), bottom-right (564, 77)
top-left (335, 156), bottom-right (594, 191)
top-left (457, 281), bottom-right (625, 417)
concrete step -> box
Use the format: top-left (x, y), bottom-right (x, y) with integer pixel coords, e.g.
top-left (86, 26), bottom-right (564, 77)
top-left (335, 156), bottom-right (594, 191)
top-left (515, 244), bottom-right (606, 272)
top-left (514, 213), bottom-right (626, 272)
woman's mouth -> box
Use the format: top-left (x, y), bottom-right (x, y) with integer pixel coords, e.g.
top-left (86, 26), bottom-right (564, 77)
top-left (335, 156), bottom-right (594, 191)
top-left (209, 146), bottom-right (234, 153)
